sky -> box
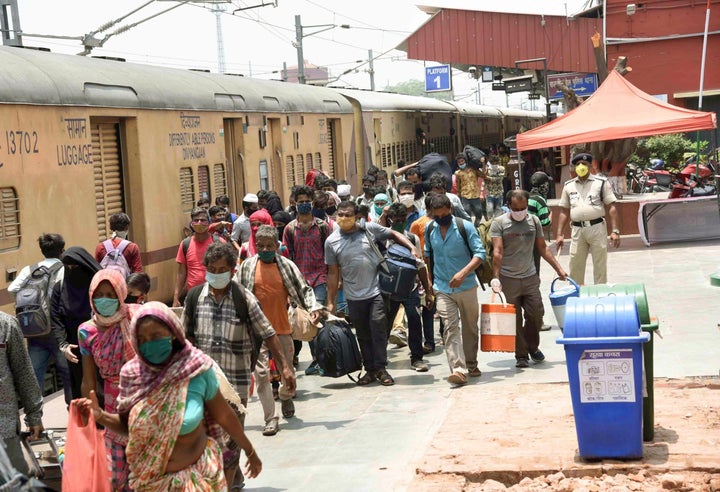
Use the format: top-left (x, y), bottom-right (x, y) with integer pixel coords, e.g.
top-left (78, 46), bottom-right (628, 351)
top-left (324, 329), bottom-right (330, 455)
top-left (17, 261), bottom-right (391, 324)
top-left (13, 0), bottom-right (592, 108)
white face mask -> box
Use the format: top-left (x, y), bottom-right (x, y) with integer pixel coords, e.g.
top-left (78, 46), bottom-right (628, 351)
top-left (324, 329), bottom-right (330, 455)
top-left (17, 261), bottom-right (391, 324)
top-left (398, 194), bottom-right (415, 207)
top-left (510, 209), bottom-right (528, 222)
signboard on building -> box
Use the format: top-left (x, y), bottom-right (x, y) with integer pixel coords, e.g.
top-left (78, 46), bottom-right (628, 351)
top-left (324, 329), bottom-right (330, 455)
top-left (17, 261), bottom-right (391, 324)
top-left (504, 75), bottom-right (533, 94)
top-left (425, 64), bottom-right (451, 92)
top-left (548, 72), bottom-right (598, 100)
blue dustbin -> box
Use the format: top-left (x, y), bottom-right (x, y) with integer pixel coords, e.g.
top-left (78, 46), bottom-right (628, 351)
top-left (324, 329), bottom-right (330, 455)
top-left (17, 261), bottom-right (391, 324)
top-left (557, 295), bottom-right (650, 460)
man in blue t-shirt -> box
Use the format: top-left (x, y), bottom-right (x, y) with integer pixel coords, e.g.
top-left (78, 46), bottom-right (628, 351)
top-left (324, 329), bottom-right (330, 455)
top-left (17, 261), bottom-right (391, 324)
top-left (424, 194), bottom-right (485, 386)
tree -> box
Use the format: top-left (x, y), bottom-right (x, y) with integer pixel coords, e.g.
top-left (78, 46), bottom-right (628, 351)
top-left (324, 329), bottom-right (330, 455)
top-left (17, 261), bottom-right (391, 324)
top-left (383, 79), bottom-right (452, 101)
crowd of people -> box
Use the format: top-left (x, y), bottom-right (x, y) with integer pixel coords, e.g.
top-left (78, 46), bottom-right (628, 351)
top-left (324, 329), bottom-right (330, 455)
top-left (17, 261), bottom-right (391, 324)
top-left (1, 146), bottom-right (622, 490)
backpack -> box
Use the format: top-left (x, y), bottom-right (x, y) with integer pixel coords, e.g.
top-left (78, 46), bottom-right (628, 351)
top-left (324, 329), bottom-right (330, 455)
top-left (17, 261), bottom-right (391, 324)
top-left (182, 235), bottom-right (220, 257)
top-left (15, 262), bottom-right (64, 338)
top-left (315, 317), bottom-right (362, 379)
top-left (184, 281), bottom-right (262, 370)
top-left (283, 219), bottom-right (329, 260)
top-left (378, 243), bottom-right (418, 300)
top-left (427, 217), bottom-right (491, 290)
top-left (100, 239), bottom-right (132, 278)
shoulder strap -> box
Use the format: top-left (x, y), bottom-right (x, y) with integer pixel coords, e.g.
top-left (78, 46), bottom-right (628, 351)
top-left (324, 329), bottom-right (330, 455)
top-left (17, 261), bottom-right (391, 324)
top-left (363, 228), bottom-right (390, 274)
top-left (230, 281), bottom-right (249, 322)
top-left (455, 217), bottom-right (472, 256)
top-left (182, 237), bottom-right (192, 256)
top-left (426, 222), bottom-right (435, 257)
top-left (284, 221), bottom-right (297, 257)
top-left (183, 285), bottom-right (203, 340)
top-left (103, 239), bottom-right (115, 254)
top-left (116, 239), bottom-right (131, 254)
top-left (317, 218), bottom-right (329, 245)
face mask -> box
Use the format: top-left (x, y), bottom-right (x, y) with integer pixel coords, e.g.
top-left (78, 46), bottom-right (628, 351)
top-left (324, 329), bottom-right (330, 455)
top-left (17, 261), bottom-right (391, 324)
top-left (510, 209), bottom-right (528, 222)
top-left (398, 194), bottom-right (415, 207)
top-left (114, 230), bottom-right (129, 239)
top-left (362, 186), bottom-right (371, 195)
top-left (326, 206), bottom-right (337, 216)
top-left (391, 221), bottom-right (407, 232)
top-left (312, 208), bottom-right (327, 220)
top-left (258, 250), bottom-right (276, 263)
top-left (125, 294), bottom-right (139, 304)
top-left (296, 202), bottom-right (312, 215)
top-left (458, 163), bottom-right (467, 170)
top-left (336, 216), bottom-right (356, 232)
top-left (434, 214), bottom-right (453, 227)
top-left (140, 337), bottom-right (173, 365)
top-left (206, 271), bottom-right (232, 290)
top-left (538, 183), bottom-right (550, 198)
top-left (575, 163), bottom-right (589, 178)
top-left (373, 204), bottom-right (385, 216)
top-left (192, 223), bottom-right (209, 234)
top-left (93, 297), bottom-right (119, 317)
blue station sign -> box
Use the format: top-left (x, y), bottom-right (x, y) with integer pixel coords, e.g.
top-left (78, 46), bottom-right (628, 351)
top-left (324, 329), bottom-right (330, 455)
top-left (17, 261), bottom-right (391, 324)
top-left (547, 72), bottom-right (598, 100)
top-left (425, 64), bottom-right (452, 92)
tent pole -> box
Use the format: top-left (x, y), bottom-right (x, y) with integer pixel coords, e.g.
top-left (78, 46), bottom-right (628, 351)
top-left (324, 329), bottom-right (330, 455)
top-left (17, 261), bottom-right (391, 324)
top-left (695, 0), bottom-right (711, 179)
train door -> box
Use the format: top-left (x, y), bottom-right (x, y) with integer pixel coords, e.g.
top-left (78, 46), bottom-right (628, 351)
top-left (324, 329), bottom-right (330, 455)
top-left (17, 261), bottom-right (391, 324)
top-left (268, 118), bottom-right (283, 192)
top-left (327, 118), bottom-right (344, 182)
top-left (90, 119), bottom-right (125, 240)
top-left (373, 118), bottom-right (382, 169)
top-left (223, 118), bottom-right (245, 207)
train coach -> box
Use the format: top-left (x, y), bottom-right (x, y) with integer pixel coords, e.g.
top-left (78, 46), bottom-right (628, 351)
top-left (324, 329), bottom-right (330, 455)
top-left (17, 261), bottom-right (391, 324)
top-left (0, 45), bottom-right (546, 311)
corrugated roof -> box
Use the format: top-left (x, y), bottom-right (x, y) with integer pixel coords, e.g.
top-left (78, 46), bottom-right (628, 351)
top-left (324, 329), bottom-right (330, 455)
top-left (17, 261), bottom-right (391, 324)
top-left (398, 7), bottom-right (600, 74)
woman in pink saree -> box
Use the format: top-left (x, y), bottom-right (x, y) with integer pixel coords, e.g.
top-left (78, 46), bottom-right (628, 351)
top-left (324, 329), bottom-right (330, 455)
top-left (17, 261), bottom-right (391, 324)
top-left (74, 302), bottom-right (261, 491)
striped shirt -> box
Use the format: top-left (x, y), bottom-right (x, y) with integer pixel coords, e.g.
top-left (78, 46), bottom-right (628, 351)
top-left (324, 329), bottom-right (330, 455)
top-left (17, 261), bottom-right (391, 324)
top-left (528, 193), bottom-right (551, 227)
top-left (185, 282), bottom-right (275, 400)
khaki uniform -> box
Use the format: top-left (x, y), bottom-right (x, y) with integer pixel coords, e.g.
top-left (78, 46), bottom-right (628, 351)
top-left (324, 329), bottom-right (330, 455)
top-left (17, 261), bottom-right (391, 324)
top-left (558, 175), bottom-right (617, 284)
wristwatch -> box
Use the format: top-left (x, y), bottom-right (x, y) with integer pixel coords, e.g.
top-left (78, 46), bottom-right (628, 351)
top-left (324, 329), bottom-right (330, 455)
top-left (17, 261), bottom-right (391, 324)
top-left (611, 229), bottom-right (620, 235)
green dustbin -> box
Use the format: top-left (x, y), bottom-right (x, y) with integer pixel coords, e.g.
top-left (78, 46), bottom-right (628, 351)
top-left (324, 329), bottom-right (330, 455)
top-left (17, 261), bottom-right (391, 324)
top-left (580, 283), bottom-right (658, 441)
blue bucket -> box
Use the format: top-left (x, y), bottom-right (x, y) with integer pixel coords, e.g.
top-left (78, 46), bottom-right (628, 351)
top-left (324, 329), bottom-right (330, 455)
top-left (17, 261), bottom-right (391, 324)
top-left (549, 277), bottom-right (580, 329)
top-left (563, 295), bottom-right (641, 338)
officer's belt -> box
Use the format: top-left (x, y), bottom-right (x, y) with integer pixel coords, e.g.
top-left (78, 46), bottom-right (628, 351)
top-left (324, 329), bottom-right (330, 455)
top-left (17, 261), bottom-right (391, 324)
top-left (571, 217), bottom-right (604, 227)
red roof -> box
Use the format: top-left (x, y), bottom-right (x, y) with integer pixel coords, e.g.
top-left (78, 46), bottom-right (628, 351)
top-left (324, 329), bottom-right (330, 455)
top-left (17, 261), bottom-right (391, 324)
top-left (517, 71), bottom-right (718, 150)
top-left (401, 8), bottom-right (601, 73)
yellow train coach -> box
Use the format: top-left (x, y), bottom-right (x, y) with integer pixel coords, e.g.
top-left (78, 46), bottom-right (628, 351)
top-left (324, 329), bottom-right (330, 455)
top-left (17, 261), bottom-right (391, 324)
top-left (0, 46), bottom-right (355, 310)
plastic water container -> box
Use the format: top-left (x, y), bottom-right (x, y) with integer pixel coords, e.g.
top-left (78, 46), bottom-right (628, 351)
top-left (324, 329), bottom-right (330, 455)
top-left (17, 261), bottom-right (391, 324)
top-left (480, 292), bottom-right (516, 352)
top-left (557, 295), bottom-right (649, 460)
top-left (580, 283), bottom-right (650, 324)
top-left (549, 277), bottom-right (580, 330)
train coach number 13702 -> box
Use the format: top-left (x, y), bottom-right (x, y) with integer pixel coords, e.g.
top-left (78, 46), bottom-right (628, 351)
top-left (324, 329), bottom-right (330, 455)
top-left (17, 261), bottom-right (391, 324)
top-left (5, 130), bottom-right (39, 155)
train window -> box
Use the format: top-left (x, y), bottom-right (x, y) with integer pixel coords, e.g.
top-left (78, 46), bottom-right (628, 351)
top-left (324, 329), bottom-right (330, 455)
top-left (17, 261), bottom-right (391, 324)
top-left (179, 167), bottom-right (195, 213)
top-left (286, 116), bottom-right (290, 126)
top-left (259, 160), bottom-right (269, 191)
top-left (296, 154), bottom-right (305, 184)
top-left (285, 156), bottom-right (295, 187)
top-left (0, 187), bottom-right (20, 251)
top-left (314, 152), bottom-right (321, 171)
top-left (306, 153), bottom-right (313, 170)
top-left (258, 129), bottom-right (267, 149)
top-left (301, 115), bottom-right (305, 125)
top-left (198, 165), bottom-right (210, 202)
top-left (293, 132), bottom-right (300, 150)
top-left (213, 164), bottom-right (227, 198)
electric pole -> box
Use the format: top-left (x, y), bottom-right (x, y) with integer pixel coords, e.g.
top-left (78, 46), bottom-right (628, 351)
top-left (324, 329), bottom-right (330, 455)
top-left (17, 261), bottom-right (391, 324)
top-left (368, 49), bottom-right (375, 91)
top-left (295, 15), bottom-right (306, 84)
top-left (0, 0), bottom-right (22, 46)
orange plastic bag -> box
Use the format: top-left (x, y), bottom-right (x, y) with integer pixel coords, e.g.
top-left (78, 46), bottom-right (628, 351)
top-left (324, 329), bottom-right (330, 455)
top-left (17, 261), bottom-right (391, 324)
top-left (62, 404), bottom-right (111, 492)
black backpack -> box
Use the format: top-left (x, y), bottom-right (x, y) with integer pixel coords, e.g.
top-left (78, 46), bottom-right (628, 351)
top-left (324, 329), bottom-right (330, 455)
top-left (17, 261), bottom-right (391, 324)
top-left (183, 281), bottom-right (262, 369)
top-left (15, 262), bottom-right (64, 338)
top-left (315, 318), bottom-right (362, 379)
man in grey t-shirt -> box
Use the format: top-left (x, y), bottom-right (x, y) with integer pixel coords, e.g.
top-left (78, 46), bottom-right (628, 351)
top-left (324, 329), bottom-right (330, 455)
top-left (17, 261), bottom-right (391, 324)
top-left (490, 190), bottom-right (567, 368)
top-left (325, 201), bottom-right (419, 386)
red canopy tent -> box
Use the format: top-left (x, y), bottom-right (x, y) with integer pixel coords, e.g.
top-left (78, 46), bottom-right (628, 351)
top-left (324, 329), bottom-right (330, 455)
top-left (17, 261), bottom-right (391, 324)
top-left (517, 70), bottom-right (717, 151)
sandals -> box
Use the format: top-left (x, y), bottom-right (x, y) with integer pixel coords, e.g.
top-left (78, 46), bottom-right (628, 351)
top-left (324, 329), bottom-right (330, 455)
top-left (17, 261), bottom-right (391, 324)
top-left (376, 369), bottom-right (395, 386)
top-left (356, 371), bottom-right (377, 386)
top-left (281, 398), bottom-right (295, 418)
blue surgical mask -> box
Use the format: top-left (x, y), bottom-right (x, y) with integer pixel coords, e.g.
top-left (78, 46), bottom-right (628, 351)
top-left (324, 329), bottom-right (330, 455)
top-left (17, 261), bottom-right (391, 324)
top-left (205, 271), bottom-right (232, 290)
top-left (139, 337), bottom-right (173, 365)
top-left (93, 297), bottom-right (119, 317)
top-left (296, 202), bottom-right (312, 215)
top-left (458, 163), bottom-right (467, 170)
top-left (258, 250), bottom-right (276, 263)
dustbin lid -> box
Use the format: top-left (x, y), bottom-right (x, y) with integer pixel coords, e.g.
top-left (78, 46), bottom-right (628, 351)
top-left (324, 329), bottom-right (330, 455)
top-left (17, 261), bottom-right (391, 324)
top-left (564, 295), bottom-right (641, 338)
top-left (580, 283), bottom-right (650, 325)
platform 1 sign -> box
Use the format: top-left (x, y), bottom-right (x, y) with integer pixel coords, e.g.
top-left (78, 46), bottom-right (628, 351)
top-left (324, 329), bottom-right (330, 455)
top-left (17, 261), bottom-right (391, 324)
top-left (425, 64), bottom-right (451, 92)
top-left (548, 72), bottom-right (598, 100)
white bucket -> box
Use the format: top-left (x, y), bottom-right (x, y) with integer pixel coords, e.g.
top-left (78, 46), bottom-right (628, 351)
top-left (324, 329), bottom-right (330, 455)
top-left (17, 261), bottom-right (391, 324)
top-left (548, 277), bottom-right (580, 330)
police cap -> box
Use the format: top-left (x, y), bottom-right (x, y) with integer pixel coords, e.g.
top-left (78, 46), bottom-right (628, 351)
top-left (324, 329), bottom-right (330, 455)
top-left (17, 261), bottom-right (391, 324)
top-left (571, 153), bottom-right (593, 165)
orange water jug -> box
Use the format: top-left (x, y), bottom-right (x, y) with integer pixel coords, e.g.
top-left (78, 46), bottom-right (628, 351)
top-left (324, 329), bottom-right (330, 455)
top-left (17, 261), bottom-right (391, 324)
top-left (480, 292), bottom-right (516, 352)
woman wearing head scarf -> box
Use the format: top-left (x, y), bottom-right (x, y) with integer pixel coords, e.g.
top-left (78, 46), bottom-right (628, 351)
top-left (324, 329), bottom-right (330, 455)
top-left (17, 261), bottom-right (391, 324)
top-left (239, 209), bottom-right (289, 262)
top-left (74, 302), bottom-right (261, 491)
top-left (263, 192), bottom-right (283, 217)
top-left (78, 269), bottom-right (138, 491)
top-left (50, 246), bottom-right (102, 402)
top-left (369, 192), bottom-right (389, 222)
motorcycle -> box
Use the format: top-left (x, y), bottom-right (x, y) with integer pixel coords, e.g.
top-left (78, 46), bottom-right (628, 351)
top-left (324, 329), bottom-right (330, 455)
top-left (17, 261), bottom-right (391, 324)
top-left (669, 162), bottom-right (717, 198)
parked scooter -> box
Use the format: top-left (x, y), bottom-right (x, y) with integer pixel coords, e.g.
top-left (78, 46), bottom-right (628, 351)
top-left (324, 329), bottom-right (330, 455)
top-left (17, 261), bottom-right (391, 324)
top-left (640, 159), bottom-right (675, 193)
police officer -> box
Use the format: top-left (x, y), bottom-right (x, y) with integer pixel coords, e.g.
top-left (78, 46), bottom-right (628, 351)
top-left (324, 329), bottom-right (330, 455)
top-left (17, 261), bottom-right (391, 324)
top-left (555, 153), bottom-right (620, 285)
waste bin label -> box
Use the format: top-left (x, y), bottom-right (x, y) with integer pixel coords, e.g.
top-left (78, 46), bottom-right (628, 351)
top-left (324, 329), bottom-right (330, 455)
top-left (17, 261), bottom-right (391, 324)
top-left (578, 349), bottom-right (635, 403)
